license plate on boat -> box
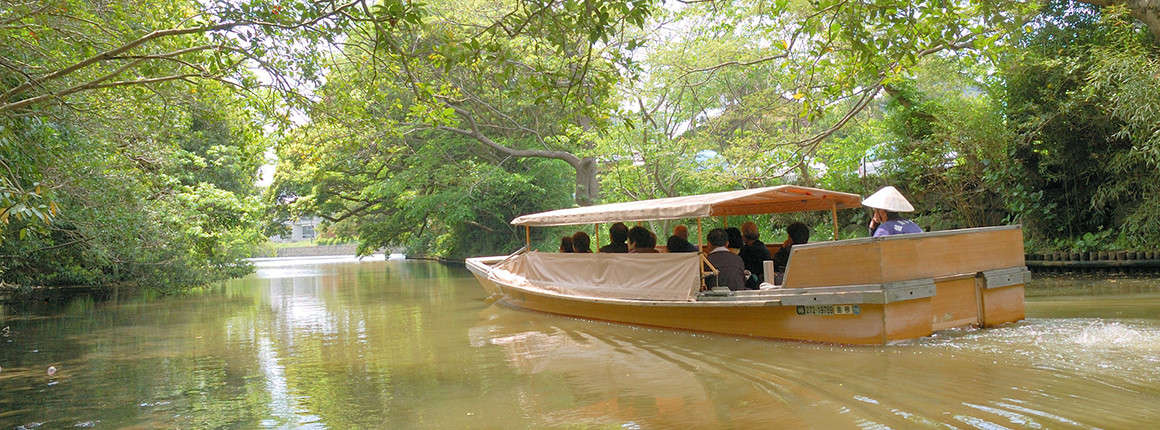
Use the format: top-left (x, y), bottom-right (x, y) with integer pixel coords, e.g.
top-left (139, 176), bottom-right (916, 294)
top-left (796, 305), bottom-right (860, 316)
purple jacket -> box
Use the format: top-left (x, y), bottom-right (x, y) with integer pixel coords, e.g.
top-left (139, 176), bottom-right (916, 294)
top-left (873, 218), bottom-right (924, 237)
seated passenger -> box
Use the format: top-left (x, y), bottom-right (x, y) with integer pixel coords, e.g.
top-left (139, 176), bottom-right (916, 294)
top-left (627, 226), bottom-right (659, 253)
top-left (667, 225), bottom-right (700, 253)
top-left (738, 221), bottom-right (771, 289)
top-left (600, 222), bottom-right (630, 253)
top-left (559, 235), bottom-right (574, 253)
top-left (572, 231), bottom-right (593, 253)
top-left (665, 234), bottom-right (697, 253)
top-left (726, 227), bottom-right (744, 251)
top-left (704, 228), bottom-right (747, 291)
top-left (772, 222), bottom-right (810, 284)
top-left (864, 186), bottom-right (924, 237)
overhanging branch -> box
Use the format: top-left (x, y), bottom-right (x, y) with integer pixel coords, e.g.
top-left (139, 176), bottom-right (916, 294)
top-left (435, 102), bottom-right (582, 168)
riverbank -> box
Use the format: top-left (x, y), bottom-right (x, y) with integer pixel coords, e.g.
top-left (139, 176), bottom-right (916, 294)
top-left (406, 254), bottom-right (466, 266)
top-left (251, 243), bottom-right (398, 258)
top-left (1026, 250), bottom-right (1160, 275)
top-left (0, 282), bottom-right (116, 306)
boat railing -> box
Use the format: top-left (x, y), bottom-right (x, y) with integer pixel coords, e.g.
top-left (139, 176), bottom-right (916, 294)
top-left (497, 245), bottom-right (530, 267)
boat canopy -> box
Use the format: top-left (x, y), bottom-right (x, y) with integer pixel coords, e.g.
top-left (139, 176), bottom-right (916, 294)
top-left (510, 185), bottom-right (863, 227)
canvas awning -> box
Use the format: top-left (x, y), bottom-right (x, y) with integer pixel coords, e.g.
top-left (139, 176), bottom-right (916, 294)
top-left (511, 185), bottom-right (863, 227)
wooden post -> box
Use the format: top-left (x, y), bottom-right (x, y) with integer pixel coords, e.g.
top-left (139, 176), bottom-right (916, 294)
top-left (831, 201), bottom-right (839, 240)
top-left (525, 225), bottom-right (531, 247)
top-left (595, 223), bottom-right (600, 249)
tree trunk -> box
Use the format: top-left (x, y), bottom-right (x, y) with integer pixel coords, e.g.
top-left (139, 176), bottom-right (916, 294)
top-left (1127, 0), bottom-right (1160, 41)
top-left (575, 156), bottom-right (599, 206)
top-left (1077, 0), bottom-right (1160, 42)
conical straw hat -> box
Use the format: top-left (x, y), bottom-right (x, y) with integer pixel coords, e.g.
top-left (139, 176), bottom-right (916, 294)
top-left (862, 186), bottom-right (915, 212)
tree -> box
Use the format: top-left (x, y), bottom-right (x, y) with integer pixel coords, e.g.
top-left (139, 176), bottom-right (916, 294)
top-left (585, 0), bottom-right (1037, 206)
top-left (1004, 2), bottom-right (1160, 248)
top-left (0, 0), bottom-right (312, 288)
top-left (0, 83), bottom-right (268, 289)
top-left (266, 0), bottom-right (657, 256)
top-left (350, 0), bottom-right (653, 207)
top-left (0, 0), bottom-right (370, 230)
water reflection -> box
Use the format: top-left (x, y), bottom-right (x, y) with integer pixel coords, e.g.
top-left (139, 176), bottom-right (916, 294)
top-left (1, 260), bottom-right (1159, 429)
top-left (471, 309), bottom-right (722, 428)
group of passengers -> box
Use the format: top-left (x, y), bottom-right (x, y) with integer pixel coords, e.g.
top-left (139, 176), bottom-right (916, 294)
top-left (558, 186), bottom-right (923, 291)
top-left (558, 231), bottom-right (593, 253)
top-left (558, 220), bottom-right (808, 291)
top-left (702, 221), bottom-right (810, 291)
top-left (559, 222), bottom-right (667, 255)
top-left (559, 223), bottom-right (661, 254)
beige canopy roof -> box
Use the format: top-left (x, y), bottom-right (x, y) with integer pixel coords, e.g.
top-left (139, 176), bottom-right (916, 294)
top-left (511, 185), bottom-right (863, 227)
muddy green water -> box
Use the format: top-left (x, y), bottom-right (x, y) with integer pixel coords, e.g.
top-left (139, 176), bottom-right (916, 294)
top-left (2, 257), bottom-right (1159, 429)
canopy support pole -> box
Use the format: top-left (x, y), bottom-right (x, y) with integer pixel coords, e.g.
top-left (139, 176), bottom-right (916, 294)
top-left (831, 201), bottom-right (839, 240)
top-left (525, 225), bottom-right (531, 247)
top-left (595, 223), bottom-right (600, 250)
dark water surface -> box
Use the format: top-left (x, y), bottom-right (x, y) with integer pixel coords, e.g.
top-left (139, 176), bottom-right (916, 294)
top-left (2, 257), bottom-right (1158, 429)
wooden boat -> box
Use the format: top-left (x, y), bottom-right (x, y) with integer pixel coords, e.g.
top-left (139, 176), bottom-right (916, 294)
top-left (466, 185), bottom-right (1028, 345)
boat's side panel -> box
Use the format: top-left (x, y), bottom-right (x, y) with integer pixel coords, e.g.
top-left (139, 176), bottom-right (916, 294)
top-left (491, 282), bottom-right (892, 345)
top-left (929, 277), bottom-right (980, 331)
top-left (784, 241), bottom-right (884, 288)
top-left (980, 285), bottom-right (1025, 327)
top-left (784, 226), bottom-right (1025, 289)
top-left (878, 228), bottom-right (1024, 283)
top-left (883, 298), bottom-right (934, 343)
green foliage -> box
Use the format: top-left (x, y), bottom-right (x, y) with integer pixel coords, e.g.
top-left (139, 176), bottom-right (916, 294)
top-left (271, 123), bottom-right (574, 258)
top-left (1083, 8), bottom-right (1160, 248)
top-left (1003, 2), bottom-right (1160, 249)
top-left (8, 0), bottom-right (1160, 277)
top-left (0, 0), bottom-right (331, 289)
top-left (266, 0), bottom-right (662, 256)
top-left (0, 85), bottom-right (267, 290)
top-left (0, 123), bottom-right (55, 238)
top-left (591, 0), bottom-right (1042, 212)
top-left (1061, 230), bottom-right (1114, 253)
top-left (875, 57), bottom-right (1014, 231)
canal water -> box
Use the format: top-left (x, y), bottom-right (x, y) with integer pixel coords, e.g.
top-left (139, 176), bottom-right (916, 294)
top-left (1, 257), bottom-right (1158, 429)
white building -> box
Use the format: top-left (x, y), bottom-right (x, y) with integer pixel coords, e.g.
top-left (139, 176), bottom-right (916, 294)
top-left (271, 216), bottom-right (321, 243)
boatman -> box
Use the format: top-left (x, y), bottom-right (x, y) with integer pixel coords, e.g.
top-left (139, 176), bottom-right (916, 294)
top-left (864, 186), bottom-right (924, 237)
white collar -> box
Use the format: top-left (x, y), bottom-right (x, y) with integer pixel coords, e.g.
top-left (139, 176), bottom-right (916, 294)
top-left (710, 246), bottom-right (730, 253)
